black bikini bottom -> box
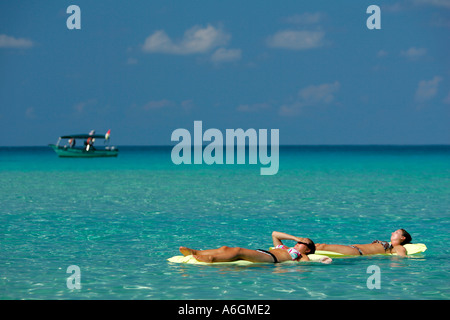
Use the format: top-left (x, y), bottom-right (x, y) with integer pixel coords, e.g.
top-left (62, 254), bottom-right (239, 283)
top-left (256, 249), bottom-right (279, 263)
top-left (349, 245), bottom-right (363, 255)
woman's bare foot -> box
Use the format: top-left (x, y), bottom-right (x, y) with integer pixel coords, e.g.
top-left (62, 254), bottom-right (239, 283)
top-left (193, 255), bottom-right (213, 263)
top-left (179, 247), bottom-right (196, 256)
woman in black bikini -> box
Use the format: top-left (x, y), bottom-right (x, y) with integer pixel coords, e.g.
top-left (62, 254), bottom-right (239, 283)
top-left (179, 231), bottom-right (332, 264)
top-left (315, 229), bottom-right (412, 257)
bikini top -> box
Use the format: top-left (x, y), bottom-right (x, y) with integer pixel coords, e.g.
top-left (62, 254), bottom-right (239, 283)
top-left (372, 240), bottom-right (393, 251)
top-left (274, 245), bottom-right (302, 261)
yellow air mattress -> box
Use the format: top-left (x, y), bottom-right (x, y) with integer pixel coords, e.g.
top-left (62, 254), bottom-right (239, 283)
top-left (168, 244), bottom-right (427, 265)
top-left (315, 243), bottom-right (427, 257)
top-left (168, 253), bottom-right (330, 265)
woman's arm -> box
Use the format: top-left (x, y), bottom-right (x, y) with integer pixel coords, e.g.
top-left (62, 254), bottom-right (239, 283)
top-left (272, 231), bottom-right (301, 246)
top-left (299, 254), bottom-right (310, 261)
top-left (393, 245), bottom-right (407, 257)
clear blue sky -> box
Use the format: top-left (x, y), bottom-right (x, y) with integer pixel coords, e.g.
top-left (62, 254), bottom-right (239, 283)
top-left (0, 0), bottom-right (449, 146)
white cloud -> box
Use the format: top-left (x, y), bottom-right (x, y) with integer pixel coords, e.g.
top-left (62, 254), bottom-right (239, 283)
top-left (412, 0), bottom-right (450, 8)
top-left (382, 3), bottom-right (405, 12)
top-left (181, 100), bottom-right (195, 112)
top-left (138, 99), bottom-right (195, 113)
top-left (74, 99), bottom-right (97, 114)
top-left (266, 30), bottom-right (325, 50)
top-left (236, 103), bottom-right (271, 113)
top-left (142, 99), bottom-right (175, 110)
top-left (298, 82), bottom-right (340, 104)
top-left (377, 50), bottom-right (389, 57)
top-left (211, 47), bottom-right (241, 63)
top-left (142, 24), bottom-right (231, 55)
top-left (279, 81), bottom-right (340, 116)
top-left (401, 47), bottom-right (427, 60)
top-left (415, 76), bottom-right (443, 102)
top-left (279, 102), bottom-right (304, 116)
top-left (25, 107), bottom-right (36, 119)
top-left (384, 0), bottom-right (450, 12)
top-left (443, 92), bottom-right (450, 104)
top-left (0, 34), bottom-right (33, 48)
top-left (126, 57), bottom-right (138, 65)
top-left (283, 12), bottom-right (325, 25)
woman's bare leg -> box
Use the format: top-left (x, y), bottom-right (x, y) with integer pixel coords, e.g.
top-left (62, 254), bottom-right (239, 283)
top-left (179, 246), bottom-right (231, 257)
top-left (194, 247), bottom-right (276, 263)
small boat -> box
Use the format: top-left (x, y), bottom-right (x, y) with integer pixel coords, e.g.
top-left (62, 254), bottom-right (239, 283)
top-left (49, 130), bottom-right (119, 158)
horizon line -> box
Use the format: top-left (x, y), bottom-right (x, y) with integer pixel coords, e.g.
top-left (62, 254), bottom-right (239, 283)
top-left (1, 144), bottom-right (449, 148)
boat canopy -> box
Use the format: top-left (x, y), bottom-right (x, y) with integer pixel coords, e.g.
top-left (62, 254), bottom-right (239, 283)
top-left (60, 134), bottom-right (108, 139)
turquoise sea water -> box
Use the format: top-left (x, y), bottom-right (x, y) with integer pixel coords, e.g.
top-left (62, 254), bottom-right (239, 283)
top-left (1, 146), bottom-right (449, 300)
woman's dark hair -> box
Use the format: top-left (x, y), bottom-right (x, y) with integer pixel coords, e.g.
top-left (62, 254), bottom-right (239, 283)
top-left (400, 229), bottom-right (412, 245)
top-left (306, 238), bottom-right (316, 254)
